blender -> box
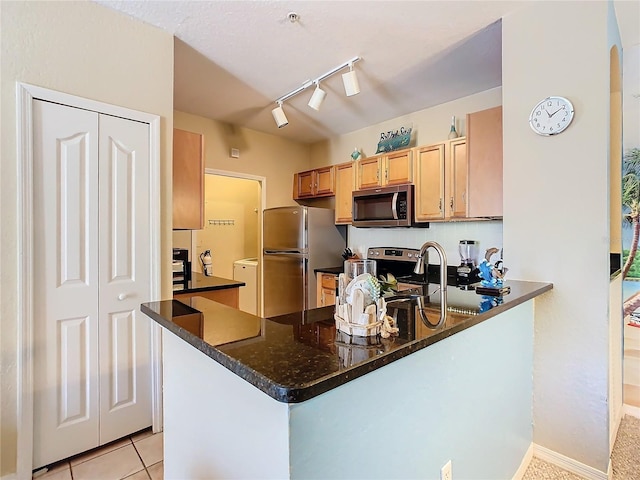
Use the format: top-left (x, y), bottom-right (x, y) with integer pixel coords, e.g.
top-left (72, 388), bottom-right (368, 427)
top-left (457, 240), bottom-right (479, 287)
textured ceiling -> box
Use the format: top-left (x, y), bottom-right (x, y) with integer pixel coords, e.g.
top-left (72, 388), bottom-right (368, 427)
top-left (96, 1), bottom-right (639, 144)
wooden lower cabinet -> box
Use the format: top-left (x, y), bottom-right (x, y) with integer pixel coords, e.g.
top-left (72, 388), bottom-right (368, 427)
top-left (174, 287), bottom-right (240, 309)
top-left (316, 273), bottom-right (337, 307)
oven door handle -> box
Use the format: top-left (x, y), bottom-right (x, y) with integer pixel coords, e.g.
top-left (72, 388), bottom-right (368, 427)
top-left (391, 192), bottom-right (399, 220)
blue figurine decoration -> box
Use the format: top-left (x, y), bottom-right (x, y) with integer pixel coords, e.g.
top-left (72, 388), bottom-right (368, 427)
top-left (479, 295), bottom-right (504, 313)
top-left (478, 259), bottom-right (504, 288)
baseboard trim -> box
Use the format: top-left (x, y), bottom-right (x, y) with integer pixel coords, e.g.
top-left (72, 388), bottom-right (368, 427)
top-left (610, 405), bottom-right (623, 454)
top-left (623, 403), bottom-right (640, 418)
top-left (512, 443), bottom-right (533, 480)
top-left (1, 473), bottom-right (17, 480)
top-left (533, 444), bottom-right (608, 480)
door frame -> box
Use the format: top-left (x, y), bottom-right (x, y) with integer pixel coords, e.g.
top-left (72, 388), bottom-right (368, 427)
top-left (16, 82), bottom-right (162, 477)
top-left (204, 168), bottom-right (266, 315)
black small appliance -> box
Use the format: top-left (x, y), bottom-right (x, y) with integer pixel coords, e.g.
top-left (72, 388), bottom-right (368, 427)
top-left (456, 240), bottom-right (479, 286)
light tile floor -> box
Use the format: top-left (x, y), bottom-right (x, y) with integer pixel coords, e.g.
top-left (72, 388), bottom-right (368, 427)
top-left (33, 429), bottom-right (163, 480)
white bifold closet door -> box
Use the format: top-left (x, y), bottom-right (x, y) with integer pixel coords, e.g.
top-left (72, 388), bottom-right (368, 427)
top-left (33, 100), bottom-right (152, 468)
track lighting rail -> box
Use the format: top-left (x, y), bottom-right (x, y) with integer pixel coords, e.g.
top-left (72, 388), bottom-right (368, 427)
top-left (274, 56), bottom-right (361, 104)
top-left (271, 56), bottom-right (362, 128)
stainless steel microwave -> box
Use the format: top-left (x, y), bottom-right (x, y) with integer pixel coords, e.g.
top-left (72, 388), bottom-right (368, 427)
top-left (352, 184), bottom-right (422, 227)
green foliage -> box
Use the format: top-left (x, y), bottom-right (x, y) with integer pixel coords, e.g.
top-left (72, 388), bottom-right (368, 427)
top-left (624, 249), bottom-right (640, 278)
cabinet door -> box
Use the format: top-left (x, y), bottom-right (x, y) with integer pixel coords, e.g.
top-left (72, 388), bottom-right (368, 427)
top-left (467, 106), bottom-right (503, 218)
top-left (295, 170), bottom-right (315, 198)
top-left (414, 144), bottom-right (445, 221)
top-left (322, 287), bottom-right (336, 307)
top-left (173, 129), bottom-right (204, 229)
top-left (385, 149), bottom-right (413, 185)
top-left (448, 138), bottom-right (468, 218)
top-left (315, 166), bottom-right (335, 196)
top-left (357, 157), bottom-right (382, 189)
top-left (335, 162), bottom-right (355, 224)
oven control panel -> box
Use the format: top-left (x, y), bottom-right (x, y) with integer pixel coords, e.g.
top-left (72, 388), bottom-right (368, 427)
top-left (367, 247), bottom-right (420, 262)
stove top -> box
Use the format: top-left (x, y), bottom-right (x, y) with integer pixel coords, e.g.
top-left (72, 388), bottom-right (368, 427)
top-left (367, 247), bottom-right (459, 287)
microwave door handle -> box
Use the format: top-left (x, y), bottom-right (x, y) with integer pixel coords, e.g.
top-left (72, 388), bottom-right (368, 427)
top-left (391, 192), bottom-right (399, 220)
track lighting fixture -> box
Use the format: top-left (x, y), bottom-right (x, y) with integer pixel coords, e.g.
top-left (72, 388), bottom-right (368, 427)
top-left (271, 101), bottom-right (288, 128)
top-left (307, 82), bottom-right (326, 111)
top-left (342, 62), bottom-right (360, 97)
top-left (271, 56), bottom-right (361, 128)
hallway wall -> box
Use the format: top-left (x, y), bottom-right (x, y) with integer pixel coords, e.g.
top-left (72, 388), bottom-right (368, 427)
top-left (193, 175), bottom-right (260, 279)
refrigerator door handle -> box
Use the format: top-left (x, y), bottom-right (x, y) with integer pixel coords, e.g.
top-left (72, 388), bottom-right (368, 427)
top-left (302, 257), bottom-right (308, 312)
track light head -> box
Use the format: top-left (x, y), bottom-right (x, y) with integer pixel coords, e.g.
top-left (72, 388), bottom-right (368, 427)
top-left (342, 63), bottom-right (360, 97)
top-left (307, 83), bottom-right (327, 111)
top-left (272, 102), bottom-right (288, 128)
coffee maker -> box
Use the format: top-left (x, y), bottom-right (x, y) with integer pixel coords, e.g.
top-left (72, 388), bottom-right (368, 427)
top-left (457, 240), bottom-right (479, 287)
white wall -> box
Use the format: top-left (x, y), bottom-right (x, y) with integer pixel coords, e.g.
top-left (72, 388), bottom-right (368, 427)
top-left (503, 1), bottom-right (617, 472)
top-left (348, 221), bottom-right (503, 268)
top-left (311, 87), bottom-right (502, 168)
top-left (313, 87), bottom-right (505, 267)
top-left (290, 302), bottom-right (534, 479)
top-left (193, 175), bottom-right (260, 279)
top-left (0, 2), bottom-right (174, 476)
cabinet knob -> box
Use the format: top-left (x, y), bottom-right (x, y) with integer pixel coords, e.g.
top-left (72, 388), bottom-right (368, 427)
top-left (117, 293), bottom-right (128, 301)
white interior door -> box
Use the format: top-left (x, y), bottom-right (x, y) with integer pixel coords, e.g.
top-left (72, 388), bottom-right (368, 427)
top-left (98, 114), bottom-right (151, 444)
top-left (33, 100), bottom-right (100, 467)
top-left (33, 100), bottom-right (152, 468)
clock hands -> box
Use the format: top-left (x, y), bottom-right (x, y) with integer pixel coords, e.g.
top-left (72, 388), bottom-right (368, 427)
top-left (549, 107), bottom-right (564, 117)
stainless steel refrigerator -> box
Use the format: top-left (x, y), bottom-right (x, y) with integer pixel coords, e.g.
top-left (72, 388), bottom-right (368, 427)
top-left (263, 206), bottom-right (345, 317)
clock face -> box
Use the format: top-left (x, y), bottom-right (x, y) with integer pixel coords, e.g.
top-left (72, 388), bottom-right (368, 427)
top-left (529, 96), bottom-right (574, 136)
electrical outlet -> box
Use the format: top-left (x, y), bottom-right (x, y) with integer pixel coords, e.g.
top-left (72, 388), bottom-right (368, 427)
top-left (440, 460), bottom-right (452, 480)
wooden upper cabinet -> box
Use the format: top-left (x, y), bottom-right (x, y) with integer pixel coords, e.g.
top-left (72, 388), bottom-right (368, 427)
top-left (335, 161), bottom-right (356, 224)
top-left (466, 106), bottom-right (503, 218)
top-left (385, 149), bottom-right (413, 185)
top-left (414, 143), bottom-right (446, 221)
top-left (314, 166), bottom-right (334, 196)
top-left (448, 138), bottom-right (468, 219)
top-left (357, 156), bottom-right (382, 189)
top-left (293, 166), bottom-right (335, 199)
top-left (414, 139), bottom-right (467, 222)
top-left (173, 128), bottom-right (204, 230)
top-left (357, 148), bottom-right (412, 189)
top-left (295, 170), bottom-right (315, 198)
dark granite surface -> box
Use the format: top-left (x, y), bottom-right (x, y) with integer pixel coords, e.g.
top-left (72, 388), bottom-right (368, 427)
top-left (142, 280), bottom-right (552, 404)
top-left (314, 266), bottom-right (343, 275)
top-left (173, 271), bottom-right (245, 294)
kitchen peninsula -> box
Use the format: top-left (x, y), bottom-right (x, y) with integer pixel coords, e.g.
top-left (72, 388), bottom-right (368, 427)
top-left (142, 280), bottom-right (552, 479)
top-left (173, 271), bottom-right (244, 308)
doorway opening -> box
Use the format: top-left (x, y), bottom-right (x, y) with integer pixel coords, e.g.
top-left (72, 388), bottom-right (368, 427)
top-left (175, 169), bottom-right (265, 315)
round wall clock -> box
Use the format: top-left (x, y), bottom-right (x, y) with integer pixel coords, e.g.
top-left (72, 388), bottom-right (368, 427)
top-left (529, 96), bottom-right (574, 136)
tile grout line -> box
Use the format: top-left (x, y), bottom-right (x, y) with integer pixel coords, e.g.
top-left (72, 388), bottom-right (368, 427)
top-left (130, 435), bottom-right (152, 480)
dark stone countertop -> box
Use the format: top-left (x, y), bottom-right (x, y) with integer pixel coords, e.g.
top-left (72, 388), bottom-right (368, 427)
top-left (313, 266), bottom-right (343, 275)
top-left (142, 280), bottom-right (552, 404)
top-left (173, 271), bottom-right (244, 295)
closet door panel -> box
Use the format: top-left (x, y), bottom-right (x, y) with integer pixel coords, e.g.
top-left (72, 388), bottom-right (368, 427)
top-left (33, 100), bottom-right (100, 469)
top-left (98, 114), bottom-right (152, 444)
